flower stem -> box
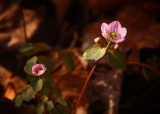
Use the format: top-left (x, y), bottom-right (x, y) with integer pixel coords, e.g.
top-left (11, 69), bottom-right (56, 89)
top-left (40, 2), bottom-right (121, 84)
top-left (106, 41), bottom-right (110, 50)
top-left (71, 59), bottom-right (100, 114)
top-left (71, 42), bottom-right (111, 114)
top-left (20, 6), bottom-right (27, 44)
top-left (125, 61), bottom-right (160, 76)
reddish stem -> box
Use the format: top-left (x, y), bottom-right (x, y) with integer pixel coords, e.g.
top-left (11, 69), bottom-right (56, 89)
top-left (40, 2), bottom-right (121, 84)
top-left (125, 61), bottom-right (160, 76)
top-left (71, 59), bottom-right (100, 114)
top-left (20, 6), bottom-right (27, 44)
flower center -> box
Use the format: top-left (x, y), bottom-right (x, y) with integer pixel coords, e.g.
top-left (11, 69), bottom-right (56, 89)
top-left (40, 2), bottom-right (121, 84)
top-left (36, 68), bottom-right (43, 74)
top-left (109, 32), bottom-right (117, 39)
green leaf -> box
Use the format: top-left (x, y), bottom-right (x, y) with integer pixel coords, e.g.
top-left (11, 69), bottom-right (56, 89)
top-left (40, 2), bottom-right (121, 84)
top-left (57, 99), bottom-right (67, 107)
top-left (26, 56), bottom-right (38, 64)
top-left (39, 56), bottom-right (52, 72)
top-left (44, 101), bottom-right (54, 111)
top-left (58, 52), bottom-right (75, 71)
top-left (81, 51), bottom-right (87, 61)
top-left (33, 78), bottom-right (43, 92)
top-left (112, 50), bottom-right (126, 62)
top-left (53, 94), bottom-right (61, 99)
top-left (35, 42), bottom-right (50, 50)
top-left (42, 73), bottom-right (54, 83)
top-left (15, 95), bottom-right (23, 107)
top-left (30, 77), bottom-right (39, 86)
top-left (27, 74), bottom-right (34, 81)
top-left (21, 86), bottom-right (36, 102)
top-left (19, 43), bottom-right (34, 53)
top-left (82, 44), bottom-right (106, 61)
top-left (19, 43), bottom-right (39, 56)
top-left (52, 85), bottom-right (62, 96)
top-left (53, 95), bottom-right (67, 107)
top-left (24, 62), bottom-right (36, 75)
top-left (50, 108), bottom-right (60, 114)
top-left (40, 80), bottom-right (52, 96)
top-left (38, 96), bottom-right (49, 104)
top-left (17, 85), bottom-right (30, 93)
top-left (36, 104), bottom-right (44, 114)
top-left (57, 105), bottom-right (69, 114)
top-left (107, 51), bottom-right (125, 69)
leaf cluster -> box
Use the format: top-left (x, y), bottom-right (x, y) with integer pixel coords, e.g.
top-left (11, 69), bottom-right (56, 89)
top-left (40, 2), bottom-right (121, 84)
top-left (15, 55), bottom-right (68, 114)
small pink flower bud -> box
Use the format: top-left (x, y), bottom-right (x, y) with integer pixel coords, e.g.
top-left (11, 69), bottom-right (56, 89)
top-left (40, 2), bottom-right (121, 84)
top-left (94, 37), bottom-right (101, 44)
top-left (114, 43), bottom-right (120, 49)
top-left (32, 64), bottom-right (45, 76)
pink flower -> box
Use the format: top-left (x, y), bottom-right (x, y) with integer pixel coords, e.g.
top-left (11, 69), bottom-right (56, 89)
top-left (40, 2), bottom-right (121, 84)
top-left (94, 37), bottom-right (101, 43)
top-left (32, 64), bottom-right (45, 76)
top-left (101, 21), bottom-right (127, 43)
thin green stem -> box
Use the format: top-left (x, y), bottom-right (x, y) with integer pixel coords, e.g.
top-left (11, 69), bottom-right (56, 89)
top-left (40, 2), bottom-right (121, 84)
top-left (106, 41), bottom-right (111, 50)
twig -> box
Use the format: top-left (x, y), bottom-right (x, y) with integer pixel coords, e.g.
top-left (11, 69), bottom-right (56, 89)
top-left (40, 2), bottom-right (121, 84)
top-left (71, 59), bottom-right (100, 114)
top-left (125, 61), bottom-right (160, 76)
top-left (20, 6), bottom-right (27, 44)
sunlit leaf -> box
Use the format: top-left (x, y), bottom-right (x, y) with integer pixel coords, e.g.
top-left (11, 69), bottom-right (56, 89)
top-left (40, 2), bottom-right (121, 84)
top-left (36, 104), bottom-right (44, 114)
top-left (15, 95), bottom-right (23, 107)
top-left (58, 52), bottom-right (75, 71)
top-left (44, 101), bottom-right (54, 111)
top-left (82, 44), bottom-right (106, 61)
top-left (21, 86), bottom-right (36, 102)
top-left (39, 56), bottom-right (52, 72)
top-left (57, 105), bottom-right (69, 114)
top-left (42, 73), bottom-right (54, 83)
